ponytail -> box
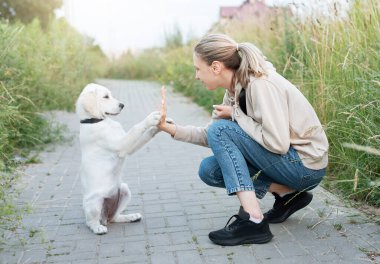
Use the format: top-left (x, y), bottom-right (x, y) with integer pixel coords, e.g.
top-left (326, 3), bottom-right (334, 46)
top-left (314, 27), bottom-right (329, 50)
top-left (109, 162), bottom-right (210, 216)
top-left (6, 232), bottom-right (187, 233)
top-left (235, 42), bottom-right (268, 87)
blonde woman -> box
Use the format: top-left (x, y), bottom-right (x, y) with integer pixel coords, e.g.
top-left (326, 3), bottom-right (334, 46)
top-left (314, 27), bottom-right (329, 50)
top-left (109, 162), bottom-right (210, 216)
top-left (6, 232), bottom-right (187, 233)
top-left (159, 34), bottom-right (328, 246)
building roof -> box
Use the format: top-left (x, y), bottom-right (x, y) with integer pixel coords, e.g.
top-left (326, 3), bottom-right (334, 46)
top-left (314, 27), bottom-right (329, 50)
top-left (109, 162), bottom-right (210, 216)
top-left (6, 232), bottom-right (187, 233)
top-left (220, 6), bottom-right (240, 18)
top-left (220, 0), bottom-right (272, 20)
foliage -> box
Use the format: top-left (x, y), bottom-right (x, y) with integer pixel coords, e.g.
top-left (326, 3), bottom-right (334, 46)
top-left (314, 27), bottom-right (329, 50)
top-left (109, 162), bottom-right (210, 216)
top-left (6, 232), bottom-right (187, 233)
top-left (0, 18), bottom-right (107, 246)
top-left (105, 24), bottom-right (184, 81)
top-left (106, 48), bottom-right (165, 80)
top-left (0, 0), bottom-right (62, 29)
top-left (164, 24), bottom-right (183, 49)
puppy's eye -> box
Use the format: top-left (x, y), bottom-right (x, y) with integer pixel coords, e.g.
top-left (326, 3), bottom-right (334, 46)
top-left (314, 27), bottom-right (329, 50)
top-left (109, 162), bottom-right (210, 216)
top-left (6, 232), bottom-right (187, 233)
top-left (104, 95), bottom-right (109, 99)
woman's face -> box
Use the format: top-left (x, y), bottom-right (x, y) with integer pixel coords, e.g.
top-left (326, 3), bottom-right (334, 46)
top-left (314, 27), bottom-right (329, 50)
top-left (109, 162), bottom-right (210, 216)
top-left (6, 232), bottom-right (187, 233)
top-left (193, 53), bottom-right (219, 91)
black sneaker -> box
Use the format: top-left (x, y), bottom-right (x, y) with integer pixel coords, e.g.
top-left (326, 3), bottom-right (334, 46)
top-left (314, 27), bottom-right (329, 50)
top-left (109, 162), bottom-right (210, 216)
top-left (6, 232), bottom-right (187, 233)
top-left (263, 191), bottom-right (313, 223)
top-left (208, 207), bottom-right (273, 246)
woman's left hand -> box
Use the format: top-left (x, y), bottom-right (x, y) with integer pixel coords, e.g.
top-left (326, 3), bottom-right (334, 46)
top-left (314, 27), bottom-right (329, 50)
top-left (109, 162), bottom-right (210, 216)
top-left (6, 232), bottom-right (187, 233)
top-left (213, 105), bottom-right (233, 119)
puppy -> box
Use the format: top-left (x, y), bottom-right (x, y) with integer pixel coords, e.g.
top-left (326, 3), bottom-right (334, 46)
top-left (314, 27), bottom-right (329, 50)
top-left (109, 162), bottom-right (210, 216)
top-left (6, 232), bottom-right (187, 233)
top-left (76, 83), bottom-right (161, 234)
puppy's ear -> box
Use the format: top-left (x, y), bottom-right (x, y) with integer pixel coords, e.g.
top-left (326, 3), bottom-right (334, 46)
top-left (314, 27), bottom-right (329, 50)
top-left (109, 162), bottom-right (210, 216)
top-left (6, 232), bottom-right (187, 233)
top-left (82, 91), bottom-right (102, 118)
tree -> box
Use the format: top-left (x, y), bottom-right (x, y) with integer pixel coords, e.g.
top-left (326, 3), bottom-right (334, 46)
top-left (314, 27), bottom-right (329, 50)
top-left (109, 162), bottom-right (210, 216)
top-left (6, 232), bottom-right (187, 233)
top-left (0, 0), bottom-right (62, 28)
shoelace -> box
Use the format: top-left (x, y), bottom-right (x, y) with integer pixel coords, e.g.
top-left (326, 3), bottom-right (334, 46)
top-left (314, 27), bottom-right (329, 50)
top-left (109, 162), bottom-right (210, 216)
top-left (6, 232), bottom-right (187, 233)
top-left (225, 215), bottom-right (243, 231)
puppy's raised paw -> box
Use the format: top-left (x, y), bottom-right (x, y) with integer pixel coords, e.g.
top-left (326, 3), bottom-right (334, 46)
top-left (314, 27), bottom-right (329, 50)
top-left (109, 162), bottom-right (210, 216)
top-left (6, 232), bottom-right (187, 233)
top-left (145, 111), bottom-right (162, 127)
top-left (112, 213), bottom-right (142, 223)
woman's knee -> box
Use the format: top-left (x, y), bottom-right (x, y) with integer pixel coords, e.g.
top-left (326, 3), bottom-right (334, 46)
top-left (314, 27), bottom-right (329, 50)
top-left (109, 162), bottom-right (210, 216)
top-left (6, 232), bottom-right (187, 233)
top-left (198, 157), bottom-right (224, 187)
top-left (198, 158), bottom-right (213, 185)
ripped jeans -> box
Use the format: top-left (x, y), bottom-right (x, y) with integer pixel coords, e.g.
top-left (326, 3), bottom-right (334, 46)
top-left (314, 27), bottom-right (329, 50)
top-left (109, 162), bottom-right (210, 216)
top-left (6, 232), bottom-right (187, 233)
top-left (198, 120), bottom-right (326, 199)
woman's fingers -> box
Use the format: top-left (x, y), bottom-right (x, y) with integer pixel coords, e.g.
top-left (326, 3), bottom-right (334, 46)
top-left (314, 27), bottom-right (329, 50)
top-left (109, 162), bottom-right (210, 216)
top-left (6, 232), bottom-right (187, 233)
top-left (160, 86), bottom-right (167, 125)
top-left (213, 105), bottom-right (233, 119)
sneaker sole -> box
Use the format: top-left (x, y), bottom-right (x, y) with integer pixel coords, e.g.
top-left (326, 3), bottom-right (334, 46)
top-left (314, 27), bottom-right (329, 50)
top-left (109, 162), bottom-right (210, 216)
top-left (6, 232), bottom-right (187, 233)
top-left (209, 232), bottom-right (273, 246)
top-left (267, 193), bottom-right (313, 224)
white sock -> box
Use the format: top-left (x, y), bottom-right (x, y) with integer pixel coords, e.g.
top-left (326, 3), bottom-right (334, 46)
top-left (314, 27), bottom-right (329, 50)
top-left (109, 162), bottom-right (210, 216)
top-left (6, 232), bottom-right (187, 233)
top-left (249, 215), bottom-right (263, 224)
top-left (279, 191), bottom-right (294, 197)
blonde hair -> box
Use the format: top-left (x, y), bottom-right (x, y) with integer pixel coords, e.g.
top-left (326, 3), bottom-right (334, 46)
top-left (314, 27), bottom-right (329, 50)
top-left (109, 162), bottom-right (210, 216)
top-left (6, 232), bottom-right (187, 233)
top-left (194, 34), bottom-right (268, 88)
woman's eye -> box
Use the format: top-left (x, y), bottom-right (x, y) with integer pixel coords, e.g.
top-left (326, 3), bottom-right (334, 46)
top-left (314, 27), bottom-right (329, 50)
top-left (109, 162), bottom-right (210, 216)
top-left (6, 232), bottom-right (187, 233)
top-left (104, 95), bottom-right (109, 99)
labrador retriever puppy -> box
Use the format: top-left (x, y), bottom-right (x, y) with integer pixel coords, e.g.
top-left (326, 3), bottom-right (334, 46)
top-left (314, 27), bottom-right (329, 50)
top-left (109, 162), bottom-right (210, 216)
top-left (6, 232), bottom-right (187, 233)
top-left (76, 83), bottom-right (161, 234)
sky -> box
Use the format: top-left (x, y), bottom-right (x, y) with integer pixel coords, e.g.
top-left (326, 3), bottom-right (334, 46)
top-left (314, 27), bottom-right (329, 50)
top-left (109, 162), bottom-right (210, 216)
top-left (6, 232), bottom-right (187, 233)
top-left (59, 0), bottom-right (283, 57)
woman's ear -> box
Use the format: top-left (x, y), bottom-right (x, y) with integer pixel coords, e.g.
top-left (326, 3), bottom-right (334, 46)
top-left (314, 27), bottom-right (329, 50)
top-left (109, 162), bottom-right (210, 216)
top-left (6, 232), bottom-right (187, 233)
top-left (211, 61), bottom-right (223, 74)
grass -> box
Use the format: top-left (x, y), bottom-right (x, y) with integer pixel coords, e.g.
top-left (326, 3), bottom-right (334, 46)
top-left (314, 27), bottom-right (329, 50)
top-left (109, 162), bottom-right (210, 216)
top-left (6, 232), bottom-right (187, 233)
top-left (0, 18), bottom-right (107, 248)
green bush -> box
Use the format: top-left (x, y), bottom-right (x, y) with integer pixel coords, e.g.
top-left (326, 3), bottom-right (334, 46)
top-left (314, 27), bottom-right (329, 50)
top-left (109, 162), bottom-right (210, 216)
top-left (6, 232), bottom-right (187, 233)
top-left (0, 18), bottom-right (107, 245)
top-left (1, 18), bottom-right (106, 164)
top-left (106, 48), bottom-right (165, 80)
top-left (270, 0), bottom-right (380, 206)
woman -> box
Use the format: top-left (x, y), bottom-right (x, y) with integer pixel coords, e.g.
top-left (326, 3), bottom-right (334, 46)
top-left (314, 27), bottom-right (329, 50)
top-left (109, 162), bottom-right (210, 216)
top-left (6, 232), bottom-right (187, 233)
top-left (158, 34), bottom-right (329, 246)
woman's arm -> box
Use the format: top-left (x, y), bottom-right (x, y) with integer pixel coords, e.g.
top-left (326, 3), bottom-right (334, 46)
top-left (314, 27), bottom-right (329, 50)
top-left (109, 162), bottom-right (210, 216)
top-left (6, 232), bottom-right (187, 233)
top-left (158, 120), bottom-right (177, 137)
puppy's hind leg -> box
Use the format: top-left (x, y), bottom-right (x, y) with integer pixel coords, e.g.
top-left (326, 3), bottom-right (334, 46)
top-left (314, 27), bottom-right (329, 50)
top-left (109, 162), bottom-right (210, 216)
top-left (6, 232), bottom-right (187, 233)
top-left (111, 183), bottom-right (142, 223)
top-left (83, 196), bottom-right (108, 234)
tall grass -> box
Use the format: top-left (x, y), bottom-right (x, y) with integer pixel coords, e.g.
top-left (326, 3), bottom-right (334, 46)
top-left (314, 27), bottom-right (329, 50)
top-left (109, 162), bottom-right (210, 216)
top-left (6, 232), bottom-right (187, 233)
top-left (0, 18), bottom-right (107, 246)
top-left (269, 0), bottom-right (380, 206)
top-left (1, 18), bottom-right (107, 165)
top-left (106, 48), bottom-right (165, 80)
top-left (105, 25), bottom-right (184, 80)
top-left (107, 0), bottom-right (379, 207)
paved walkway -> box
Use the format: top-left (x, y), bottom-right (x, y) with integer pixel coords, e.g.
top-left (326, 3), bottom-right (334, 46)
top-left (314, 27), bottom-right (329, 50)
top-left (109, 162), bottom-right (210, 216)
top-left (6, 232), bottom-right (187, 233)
top-left (1, 79), bottom-right (379, 264)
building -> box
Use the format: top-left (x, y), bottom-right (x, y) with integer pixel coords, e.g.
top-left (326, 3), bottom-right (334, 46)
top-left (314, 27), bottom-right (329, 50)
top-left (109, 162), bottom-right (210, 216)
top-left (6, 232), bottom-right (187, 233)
top-left (219, 0), bottom-right (276, 22)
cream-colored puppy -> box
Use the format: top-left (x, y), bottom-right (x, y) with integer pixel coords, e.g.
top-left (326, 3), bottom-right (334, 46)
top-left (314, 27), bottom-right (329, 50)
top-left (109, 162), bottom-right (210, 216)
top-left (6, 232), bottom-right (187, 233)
top-left (76, 83), bottom-right (161, 234)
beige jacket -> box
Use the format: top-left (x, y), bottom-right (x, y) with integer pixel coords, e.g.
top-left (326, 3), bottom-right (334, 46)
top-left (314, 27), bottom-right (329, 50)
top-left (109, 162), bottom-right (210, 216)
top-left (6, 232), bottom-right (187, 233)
top-left (173, 63), bottom-right (329, 170)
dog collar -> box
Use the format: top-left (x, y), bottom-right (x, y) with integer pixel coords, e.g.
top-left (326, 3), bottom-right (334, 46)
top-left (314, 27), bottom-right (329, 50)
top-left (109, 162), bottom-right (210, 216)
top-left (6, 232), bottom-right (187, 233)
top-left (80, 118), bottom-right (104, 124)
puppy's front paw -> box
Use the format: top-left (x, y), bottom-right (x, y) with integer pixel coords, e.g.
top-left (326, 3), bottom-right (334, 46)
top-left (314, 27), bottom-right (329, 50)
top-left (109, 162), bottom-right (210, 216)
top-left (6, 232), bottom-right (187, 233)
top-left (145, 111), bottom-right (161, 127)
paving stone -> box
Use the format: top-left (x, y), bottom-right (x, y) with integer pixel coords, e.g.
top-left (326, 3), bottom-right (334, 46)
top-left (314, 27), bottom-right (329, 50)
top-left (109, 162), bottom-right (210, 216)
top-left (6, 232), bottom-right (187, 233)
top-left (176, 250), bottom-right (203, 264)
top-left (150, 252), bottom-right (176, 264)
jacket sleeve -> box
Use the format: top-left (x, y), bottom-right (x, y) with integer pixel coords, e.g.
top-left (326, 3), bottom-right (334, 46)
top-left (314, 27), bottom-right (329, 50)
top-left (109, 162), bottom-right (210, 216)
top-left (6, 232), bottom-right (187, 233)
top-left (234, 80), bottom-right (290, 154)
top-left (173, 124), bottom-right (209, 146)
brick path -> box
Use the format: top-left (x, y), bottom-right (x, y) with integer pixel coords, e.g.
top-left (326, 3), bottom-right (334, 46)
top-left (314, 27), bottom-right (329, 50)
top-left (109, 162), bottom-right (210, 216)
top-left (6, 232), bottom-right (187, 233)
top-left (1, 79), bottom-right (379, 264)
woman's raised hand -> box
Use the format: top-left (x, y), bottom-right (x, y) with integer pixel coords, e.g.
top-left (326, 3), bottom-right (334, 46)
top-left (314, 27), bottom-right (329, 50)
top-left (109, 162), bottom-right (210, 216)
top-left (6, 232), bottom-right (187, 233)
top-left (158, 86), bottom-right (167, 129)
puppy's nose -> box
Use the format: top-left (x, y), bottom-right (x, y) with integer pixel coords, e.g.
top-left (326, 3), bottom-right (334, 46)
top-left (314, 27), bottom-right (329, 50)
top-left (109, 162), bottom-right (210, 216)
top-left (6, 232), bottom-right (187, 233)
top-left (119, 103), bottom-right (124, 109)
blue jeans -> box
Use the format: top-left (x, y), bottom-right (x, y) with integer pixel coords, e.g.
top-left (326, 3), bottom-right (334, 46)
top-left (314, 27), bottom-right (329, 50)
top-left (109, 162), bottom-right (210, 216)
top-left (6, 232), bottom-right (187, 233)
top-left (198, 120), bottom-right (326, 199)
